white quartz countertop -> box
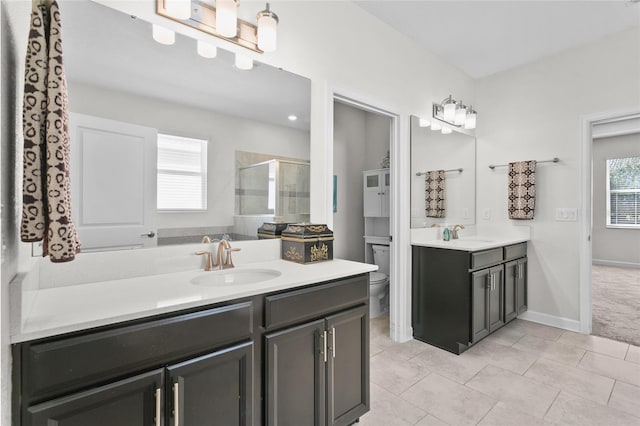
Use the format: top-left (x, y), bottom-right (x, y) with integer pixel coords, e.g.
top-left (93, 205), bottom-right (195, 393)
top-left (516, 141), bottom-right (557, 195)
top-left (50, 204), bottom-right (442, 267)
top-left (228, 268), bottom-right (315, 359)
top-left (12, 259), bottom-right (377, 343)
top-left (411, 237), bottom-right (529, 252)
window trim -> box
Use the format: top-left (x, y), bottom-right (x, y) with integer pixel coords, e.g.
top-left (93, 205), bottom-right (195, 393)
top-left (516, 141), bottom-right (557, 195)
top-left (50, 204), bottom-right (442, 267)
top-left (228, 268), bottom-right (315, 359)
top-left (157, 133), bottom-right (208, 212)
top-left (605, 157), bottom-right (640, 229)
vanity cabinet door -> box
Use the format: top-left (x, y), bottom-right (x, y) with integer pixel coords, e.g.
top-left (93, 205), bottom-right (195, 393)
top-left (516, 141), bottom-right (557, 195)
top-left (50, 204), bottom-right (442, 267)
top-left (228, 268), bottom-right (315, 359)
top-left (363, 170), bottom-right (390, 218)
top-left (265, 319), bottom-right (326, 426)
top-left (326, 306), bottom-right (369, 426)
top-left (488, 266), bottom-right (505, 333)
top-left (516, 258), bottom-right (528, 314)
top-left (471, 269), bottom-right (490, 343)
top-left (25, 369), bottom-right (163, 426)
top-left (504, 261), bottom-right (518, 323)
top-left (166, 341), bottom-right (253, 426)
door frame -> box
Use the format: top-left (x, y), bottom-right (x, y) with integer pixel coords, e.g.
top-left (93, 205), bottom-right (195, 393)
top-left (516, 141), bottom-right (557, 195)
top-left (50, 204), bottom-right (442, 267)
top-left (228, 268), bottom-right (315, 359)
top-left (326, 86), bottom-right (411, 342)
top-left (579, 108), bottom-right (640, 334)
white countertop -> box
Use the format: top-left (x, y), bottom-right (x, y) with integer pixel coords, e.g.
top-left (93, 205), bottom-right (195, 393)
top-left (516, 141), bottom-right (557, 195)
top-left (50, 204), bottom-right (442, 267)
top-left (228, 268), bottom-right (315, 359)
top-left (411, 237), bottom-right (529, 252)
top-left (410, 225), bottom-right (531, 252)
top-left (12, 259), bottom-right (377, 343)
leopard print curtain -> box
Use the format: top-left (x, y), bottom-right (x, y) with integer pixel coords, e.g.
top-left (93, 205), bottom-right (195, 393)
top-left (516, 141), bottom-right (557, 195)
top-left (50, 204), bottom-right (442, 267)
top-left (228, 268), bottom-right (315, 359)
top-left (21, 0), bottom-right (80, 262)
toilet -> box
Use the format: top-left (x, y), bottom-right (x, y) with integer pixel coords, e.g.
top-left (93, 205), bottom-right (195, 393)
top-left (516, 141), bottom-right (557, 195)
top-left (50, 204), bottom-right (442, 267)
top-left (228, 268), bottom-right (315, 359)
top-left (370, 244), bottom-right (390, 318)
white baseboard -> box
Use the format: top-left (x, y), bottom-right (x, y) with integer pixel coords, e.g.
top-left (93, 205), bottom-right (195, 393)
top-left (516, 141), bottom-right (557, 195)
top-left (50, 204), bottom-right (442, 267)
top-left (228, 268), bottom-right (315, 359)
top-left (592, 259), bottom-right (640, 269)
top-left (518, 310), bottom-right (582, 333)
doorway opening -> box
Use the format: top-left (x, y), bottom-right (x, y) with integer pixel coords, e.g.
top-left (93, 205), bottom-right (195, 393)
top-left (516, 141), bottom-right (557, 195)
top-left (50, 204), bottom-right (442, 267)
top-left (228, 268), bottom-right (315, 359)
top-left (331, 93), bottom-right (400, 341)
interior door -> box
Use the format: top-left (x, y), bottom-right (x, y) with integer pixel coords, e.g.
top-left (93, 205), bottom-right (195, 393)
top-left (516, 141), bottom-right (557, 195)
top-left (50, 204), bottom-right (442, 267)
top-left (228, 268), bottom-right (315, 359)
top-left (69, 113), bottom-right (157, 251)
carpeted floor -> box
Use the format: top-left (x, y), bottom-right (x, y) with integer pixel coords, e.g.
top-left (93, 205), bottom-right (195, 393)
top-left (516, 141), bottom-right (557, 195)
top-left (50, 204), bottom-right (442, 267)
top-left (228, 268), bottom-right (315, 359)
top-left (592, 264), bottom-right (640, 346)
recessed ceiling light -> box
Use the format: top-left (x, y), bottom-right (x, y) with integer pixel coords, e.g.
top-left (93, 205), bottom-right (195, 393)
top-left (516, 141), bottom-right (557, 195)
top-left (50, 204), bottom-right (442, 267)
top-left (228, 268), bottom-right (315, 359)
top-left (288, 115), bottom-right (298, 121)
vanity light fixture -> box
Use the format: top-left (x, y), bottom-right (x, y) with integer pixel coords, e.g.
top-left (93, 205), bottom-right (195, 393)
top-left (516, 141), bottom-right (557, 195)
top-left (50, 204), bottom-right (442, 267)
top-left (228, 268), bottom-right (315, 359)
top-left (288, 115), bottom-right (298, 121)
top-left (430, 121), bottom-right (442, 131)
top-left (197, 40), bottom-right (218, 58)
top-left (152, 24), bottom-right (175, 45)
top-left (235, 53), bottom-right (253, 70)
top-left (419, 118), bottom-right (431, 127)
top-left (441, 127), bottom-right (452, 135)
top-left (433, 95), bottom-right (478, 131)
top-left (155, 0), bottom-right (279, 54)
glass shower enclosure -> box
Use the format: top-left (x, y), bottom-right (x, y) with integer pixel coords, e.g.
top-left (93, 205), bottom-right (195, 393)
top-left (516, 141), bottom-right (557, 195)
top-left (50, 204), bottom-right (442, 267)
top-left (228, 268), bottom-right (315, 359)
top-left (238, 159), bottom-right (310, 223)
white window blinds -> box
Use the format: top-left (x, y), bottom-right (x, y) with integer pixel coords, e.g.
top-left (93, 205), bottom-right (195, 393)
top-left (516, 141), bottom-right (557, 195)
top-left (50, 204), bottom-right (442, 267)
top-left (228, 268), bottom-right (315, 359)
top-left (157, 134), bottom-right (208, 211)
top-left (606, 156), bottom-right (640, 228)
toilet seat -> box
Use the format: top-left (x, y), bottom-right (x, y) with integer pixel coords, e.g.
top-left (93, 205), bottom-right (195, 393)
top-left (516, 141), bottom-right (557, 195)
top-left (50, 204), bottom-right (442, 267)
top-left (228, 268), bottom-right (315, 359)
top-left (370, 272), bottom-right (388, 284)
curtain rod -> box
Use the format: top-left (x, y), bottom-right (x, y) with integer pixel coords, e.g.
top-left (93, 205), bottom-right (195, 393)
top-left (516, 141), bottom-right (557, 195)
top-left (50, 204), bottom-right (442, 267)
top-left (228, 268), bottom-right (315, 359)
top-left (416, 168), bottom-right (463, 176)
top-left (488, 157), bottom-right (560, 170)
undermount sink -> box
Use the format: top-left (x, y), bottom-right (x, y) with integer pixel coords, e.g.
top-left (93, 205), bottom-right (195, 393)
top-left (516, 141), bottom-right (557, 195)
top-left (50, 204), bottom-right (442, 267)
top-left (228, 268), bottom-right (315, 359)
top-left (191, 269), bottom-right (282, 287)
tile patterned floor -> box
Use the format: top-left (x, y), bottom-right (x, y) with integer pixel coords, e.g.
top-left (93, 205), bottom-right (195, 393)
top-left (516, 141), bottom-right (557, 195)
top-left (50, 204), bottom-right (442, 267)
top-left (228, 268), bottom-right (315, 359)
top-left (360, 316), bottom-right (640, 425)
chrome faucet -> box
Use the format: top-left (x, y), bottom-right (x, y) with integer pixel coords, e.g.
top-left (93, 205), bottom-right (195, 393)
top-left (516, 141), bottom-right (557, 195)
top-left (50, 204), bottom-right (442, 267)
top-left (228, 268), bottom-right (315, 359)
top-left (215, 239), bottom-right (241, 269)
top-left (451, 224), bottom-right (465, 239)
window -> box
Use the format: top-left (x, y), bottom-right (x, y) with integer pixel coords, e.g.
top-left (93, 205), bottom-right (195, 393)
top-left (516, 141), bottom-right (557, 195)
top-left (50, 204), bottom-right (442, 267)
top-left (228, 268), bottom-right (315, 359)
top-left (606, 156), bottom-right (640, 228)
top-left (157, 134), bottom-right (208, 211)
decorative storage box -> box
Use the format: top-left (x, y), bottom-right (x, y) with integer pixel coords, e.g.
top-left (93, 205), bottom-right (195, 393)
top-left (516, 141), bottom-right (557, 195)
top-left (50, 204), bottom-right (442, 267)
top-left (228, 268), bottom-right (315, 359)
top-left (257, 222), bottom-right (291, 239)
top-left (281, 224), bottom-right (334, 264)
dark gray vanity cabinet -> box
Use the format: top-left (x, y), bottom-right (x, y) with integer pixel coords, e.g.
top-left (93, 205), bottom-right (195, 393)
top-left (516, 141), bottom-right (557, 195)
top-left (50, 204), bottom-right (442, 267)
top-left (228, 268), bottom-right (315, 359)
top-left (13, 274), bottom-right (370, 426)
top-left (412, 243), bottom-right (527, 354)
top-left (264, 276), bottom-right (370, 426)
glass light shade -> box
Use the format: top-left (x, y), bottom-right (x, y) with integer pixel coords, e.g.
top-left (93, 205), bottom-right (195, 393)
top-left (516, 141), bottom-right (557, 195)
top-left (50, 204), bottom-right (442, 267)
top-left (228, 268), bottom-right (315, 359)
top-left (419, 118), bottom-right (431, 127)
top-left (152, 24), bottom-right (175, 45)
top-left (257, 14), bottom-right (277, 52)
top-left (197, 40), bottom-right (218, 58)
top-left (166, 0), bottom-right (191, 20)
top-left (235, 53), bottom-right (253, 70)
top-left (431, 122), bottom-right (442, 131)
top-left (441, 127), bottom-right (453, 134)
top-left (443, 102), bottom-right (456, 122)
top-left (216, 0), bottom-right (238, 38)
top-left (454, 104), bottom-right (467, 125)
top-left (464, 112), bottom-right (477, 130)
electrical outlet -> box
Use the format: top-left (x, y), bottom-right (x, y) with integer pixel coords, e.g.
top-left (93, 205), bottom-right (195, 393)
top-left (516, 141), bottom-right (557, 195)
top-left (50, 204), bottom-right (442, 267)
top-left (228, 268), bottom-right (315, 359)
top-left (555, 208), bottom-right (578, 222)
top-left (483, 208), bottom-right (491, 220)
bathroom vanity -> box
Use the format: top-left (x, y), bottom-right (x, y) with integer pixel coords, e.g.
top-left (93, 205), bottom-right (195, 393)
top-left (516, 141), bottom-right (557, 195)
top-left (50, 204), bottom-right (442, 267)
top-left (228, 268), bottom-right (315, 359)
top-left (411, 238), bottom-right (528, 355)
top-left (11, 259), bottom-right (374, 426)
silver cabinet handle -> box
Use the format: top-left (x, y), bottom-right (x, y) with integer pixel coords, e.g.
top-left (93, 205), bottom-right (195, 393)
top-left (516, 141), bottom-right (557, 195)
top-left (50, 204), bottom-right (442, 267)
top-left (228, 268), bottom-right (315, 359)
top-left (331, 327), bottom-right (336, 359)
top-left (140, 231), bottom-right (156, 238)
top-left (173, 382), bottom-right (180, 426)
top-left (155, 388), bottom-right (161, 426)
top-left (323, 330), bottom-right (328, 363)
top-left (519, 263), bottom-right (524, 279)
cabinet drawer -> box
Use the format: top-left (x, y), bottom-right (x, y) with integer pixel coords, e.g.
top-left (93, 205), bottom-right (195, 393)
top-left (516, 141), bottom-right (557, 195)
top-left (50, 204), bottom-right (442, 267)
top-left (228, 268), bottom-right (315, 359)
top-left (265, 275), bottom-right (368, 329)
top-left (504, 243), bottom-right (527, 261)
top-left (22, 301), bottom-right (253, 404)
top-left (471, 248), bottom-right (503, 270)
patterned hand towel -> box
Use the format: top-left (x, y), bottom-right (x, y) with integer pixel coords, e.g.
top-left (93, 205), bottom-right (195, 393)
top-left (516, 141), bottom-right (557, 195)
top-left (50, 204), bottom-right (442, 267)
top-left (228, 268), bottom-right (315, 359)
top-left (508, 160), bottom-right (536, 220)
top-left (425, 170), bottom-right (446, 218)
top-left (21, 0), bottom-right (80, 262)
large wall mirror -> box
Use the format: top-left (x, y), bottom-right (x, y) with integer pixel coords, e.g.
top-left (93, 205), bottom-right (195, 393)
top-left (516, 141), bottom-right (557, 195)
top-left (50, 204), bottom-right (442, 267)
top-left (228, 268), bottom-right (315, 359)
top-left (61, 1), bottom-right (310, 252)
top-left (410, 115), bottom-right (476, 228)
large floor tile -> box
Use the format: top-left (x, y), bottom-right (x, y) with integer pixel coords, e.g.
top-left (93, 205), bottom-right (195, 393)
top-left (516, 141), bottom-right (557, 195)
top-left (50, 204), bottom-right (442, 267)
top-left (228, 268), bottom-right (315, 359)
top-left (410, 344), bottom-right (487, 384)
top-left (626, 345), bottom-right (640, 364)
top-left (415, 414), bottom-right (449, 425)
top-left (545, 391), bottom-right (639, 425)
top-left (524, 358), bottom-right (614, 405)
top-left (557, 331), bottom-right (629, 359)
top-left (462, 339), bottom-right (538, 375)
top-left (481, 324), bottom-right (526, 347)
top-left (370, 351), bottom-right (430, 395)
top-left (513, 334), bottom-right (586, 367)
top-left (358, 382), bottom-right (427, 426)
top-left (400, 373), bottom-right (496, 425)
top-left (609, 381), bottom-right (640, 419)
top-left (466, 365), bottom-right (559, 418)
top-left (373, 337), bottom-right (431, 361)
top-left (578, 351), bottom-right (640, 386)
top-left (507, 319), bottom-right (565, 341)
top-left (478, 401), bottom-right (555, 426)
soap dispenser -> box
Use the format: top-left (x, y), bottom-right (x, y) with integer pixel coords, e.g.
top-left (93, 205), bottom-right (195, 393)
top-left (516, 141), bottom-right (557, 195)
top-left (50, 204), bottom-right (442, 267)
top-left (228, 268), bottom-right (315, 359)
top-left (442, 227), bottom-right (451, 241)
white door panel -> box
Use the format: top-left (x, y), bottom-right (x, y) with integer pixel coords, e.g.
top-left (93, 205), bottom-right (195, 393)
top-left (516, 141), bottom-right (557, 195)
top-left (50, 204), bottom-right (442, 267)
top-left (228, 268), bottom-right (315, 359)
top-left (70, 113), bottom-right (157, 251)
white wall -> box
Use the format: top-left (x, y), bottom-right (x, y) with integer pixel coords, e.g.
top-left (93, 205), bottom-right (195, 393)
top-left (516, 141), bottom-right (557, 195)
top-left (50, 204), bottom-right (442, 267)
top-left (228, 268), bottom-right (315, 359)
top-left (332, 102), bottom-right (366, 262)
top-left (67, 83), bottom-right (310, 230)
top-left (364, 112), bottom-right (391, 171)
top-left (411, 118), bottom-right (476, 227)
top-left (476, 28), bottom-right (640, 323)
top-left (592, 133), bottom-right (640, 266)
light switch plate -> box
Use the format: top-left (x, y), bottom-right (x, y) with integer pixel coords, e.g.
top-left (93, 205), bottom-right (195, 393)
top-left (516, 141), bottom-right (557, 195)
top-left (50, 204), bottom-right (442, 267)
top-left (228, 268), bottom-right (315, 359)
top-left (555, 208), bottom-right (578, 221)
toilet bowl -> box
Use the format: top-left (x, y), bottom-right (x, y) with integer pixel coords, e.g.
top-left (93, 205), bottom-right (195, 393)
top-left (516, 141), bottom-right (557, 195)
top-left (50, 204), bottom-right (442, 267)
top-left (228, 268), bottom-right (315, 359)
top-left (370, 244), bottom-right (390, 318)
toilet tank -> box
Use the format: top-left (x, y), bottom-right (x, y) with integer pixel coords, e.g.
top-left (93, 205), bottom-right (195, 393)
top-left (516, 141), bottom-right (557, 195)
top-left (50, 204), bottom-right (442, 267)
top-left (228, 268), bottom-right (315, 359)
top-left (372, 244), bottom-right (390, 276)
